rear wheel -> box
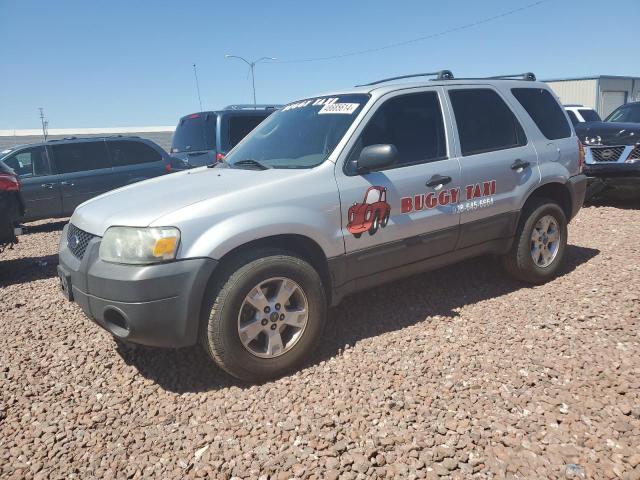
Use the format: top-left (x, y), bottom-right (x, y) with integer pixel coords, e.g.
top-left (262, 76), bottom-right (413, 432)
top-left (502, 198), bottom-right (567, 284)
top-left (381, 211), bottom-right (390, 228)
top-left (200, 249), bottom-right (327, 382)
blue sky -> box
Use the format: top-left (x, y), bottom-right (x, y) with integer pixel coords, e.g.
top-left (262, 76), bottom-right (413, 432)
top-left (1, 0), bottom-right (638, 129)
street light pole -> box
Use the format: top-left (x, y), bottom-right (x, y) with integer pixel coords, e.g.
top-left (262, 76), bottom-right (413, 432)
top-left (224, 55), bottom-right (276, 107)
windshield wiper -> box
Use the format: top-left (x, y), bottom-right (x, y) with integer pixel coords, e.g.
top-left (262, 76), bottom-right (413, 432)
top-left (231, 159), bottom-right (271, 170)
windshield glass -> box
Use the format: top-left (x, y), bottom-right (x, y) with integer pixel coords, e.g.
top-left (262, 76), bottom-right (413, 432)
top-left (171, 113), bottom-right (216, 153)
top-left (579, 109), bottom-right (601, 122)
top-left (224, 94), bottom-right (370, 169)
top-left (605, 104), bottom-right (640, 123)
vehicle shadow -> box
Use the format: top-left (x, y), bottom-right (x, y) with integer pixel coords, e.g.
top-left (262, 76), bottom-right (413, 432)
top-left (585, 189), bottom-right (640, 210)
top-left (0, 254), bottom-right (59, 287)
top-left (117, 244), bottom-right (600, 393)
top-left (22, 220), bottom-right (68, 234)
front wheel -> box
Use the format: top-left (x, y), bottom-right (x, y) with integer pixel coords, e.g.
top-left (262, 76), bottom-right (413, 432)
top-left (502, 198), bottom-right (568, 284)
top-left (200, 249), bottom-right (327, 382)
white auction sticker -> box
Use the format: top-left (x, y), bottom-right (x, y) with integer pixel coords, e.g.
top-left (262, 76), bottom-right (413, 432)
top-left (318, 103), bottom-right (359, 114)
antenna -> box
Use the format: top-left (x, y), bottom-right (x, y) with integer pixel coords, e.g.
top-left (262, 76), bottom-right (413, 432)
top-left (38, 108), bottom-right (48, 141)
top-left (192, 63), bottom-right (204, 112)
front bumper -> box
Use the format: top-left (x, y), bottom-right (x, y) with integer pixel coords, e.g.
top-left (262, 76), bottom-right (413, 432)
top-left (58, 224), bottom-right (217, 347)
top-left (584, 162), bottom-right (640, 186)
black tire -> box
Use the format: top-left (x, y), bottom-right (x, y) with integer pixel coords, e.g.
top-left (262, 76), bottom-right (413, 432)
top-left (502, 198), bottom-right (568, 284)
top-left (200, 248), bottom-right (327, 382)
top-left (353, 232), bottom-right (362, 239)
top-left (380, 211), bottom-right (390, 228)
top-left (368, 211), bottom-right (380, 236)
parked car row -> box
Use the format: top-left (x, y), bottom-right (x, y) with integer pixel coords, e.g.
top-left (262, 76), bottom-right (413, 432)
top-left (0, 105), bottom-right (280, 250)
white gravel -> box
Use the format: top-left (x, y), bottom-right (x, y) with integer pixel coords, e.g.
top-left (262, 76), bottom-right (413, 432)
top-left (0, 202), bottom-right (639, 479)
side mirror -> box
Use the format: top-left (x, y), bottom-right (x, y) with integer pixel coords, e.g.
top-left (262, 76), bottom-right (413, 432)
top-left (357, 144), bottom-right (398, 173)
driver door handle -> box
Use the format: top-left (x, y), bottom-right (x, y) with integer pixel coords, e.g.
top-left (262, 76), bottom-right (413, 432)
top-left (511, 159), bottom-right (530, 171)
top-left (40, 183), bottom-right (55, 189)
top-left (426, 174), bottom-right (452, 188)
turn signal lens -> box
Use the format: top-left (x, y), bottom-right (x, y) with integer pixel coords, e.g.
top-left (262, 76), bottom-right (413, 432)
top-left (578, 140), bottom-right (585, 172)
top-left (153, 236), bottom-right (178, 258)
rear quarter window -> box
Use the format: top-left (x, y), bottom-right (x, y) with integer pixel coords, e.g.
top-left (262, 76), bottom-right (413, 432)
top-left (107, 140), bottom-right (162, 166)
top-left (227, 115), bottom-right (269, 149)
top-left (512, 88), bottom-right (571, 140)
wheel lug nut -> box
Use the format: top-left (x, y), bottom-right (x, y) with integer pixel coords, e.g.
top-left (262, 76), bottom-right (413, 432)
top-left (275, 303), bottom-right (281, 310)
top-left (280, 313), bottom-right (285, 320)
top-left (264, 306), bottom-right (270, 314)
top-left (270, 324), bottom-right (277, 330)
top-left (261, 319), bottom-right (268, 326)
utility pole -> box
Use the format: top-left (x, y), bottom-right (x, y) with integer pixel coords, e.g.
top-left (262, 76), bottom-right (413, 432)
top-left (192, 63), bottom-right (203, 112)
top-left (224, 55), bottom-right (276, 107)
top-left (38, 108), bottom-right (48, 141)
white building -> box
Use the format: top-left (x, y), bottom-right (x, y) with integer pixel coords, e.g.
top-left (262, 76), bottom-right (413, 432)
top-left (545, 75), bottom-right (640, 118)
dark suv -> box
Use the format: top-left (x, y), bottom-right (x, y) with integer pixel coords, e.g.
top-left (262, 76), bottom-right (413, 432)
top-left (170, 105), bottom-right (280, 167)
top-left (0, 136), bottom-right (179, 222)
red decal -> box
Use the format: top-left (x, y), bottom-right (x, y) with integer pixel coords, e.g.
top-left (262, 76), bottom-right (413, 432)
top-left (401, 197), bottom-right (413, 213)
top-left (425, 192), bottom-right (437, 209)
top-left (414, 194), bottom-right (424, 211)
top-left (438, 190), bottom-right (450, 206)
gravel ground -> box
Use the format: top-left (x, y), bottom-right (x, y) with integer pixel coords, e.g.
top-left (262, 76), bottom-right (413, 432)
top-left (1, 201), bottom-right (639, 480)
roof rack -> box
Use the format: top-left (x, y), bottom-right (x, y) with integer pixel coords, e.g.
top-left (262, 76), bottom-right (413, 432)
top-left (356, 70), bottom-right (454, 87)
top-left (485, 72), bottom-right (536, 81)
top-left (224, 104), bottom-right (281, 110)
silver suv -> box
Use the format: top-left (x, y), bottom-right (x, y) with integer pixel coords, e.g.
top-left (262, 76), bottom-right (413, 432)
top-left (58, 71), bottom-right (587, 382)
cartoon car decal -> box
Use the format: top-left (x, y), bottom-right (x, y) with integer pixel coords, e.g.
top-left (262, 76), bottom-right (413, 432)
top-left (347, 186), bottom-right (391, 238)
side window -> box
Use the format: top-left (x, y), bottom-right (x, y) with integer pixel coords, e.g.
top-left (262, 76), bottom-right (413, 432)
top-left (228, 115), bottom-right (267, 148)
top-left (349, 91), bottom-right (447, 171)
top-left (449, 88), bottom-right (527, 156)
top-left (511, 88), bottom-right (571, 140)
top-left (566, 110), bottom-right (579, 126)
top-left (108, 140), bottom-right (162, 167)
top-left (3, 147), bottom-right (51, 178)
top-left (52, 142), bottom-right (111, 174)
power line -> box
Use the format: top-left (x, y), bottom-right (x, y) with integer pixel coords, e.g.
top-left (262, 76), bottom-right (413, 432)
top-left (274, 0), bottom-right (548, 64)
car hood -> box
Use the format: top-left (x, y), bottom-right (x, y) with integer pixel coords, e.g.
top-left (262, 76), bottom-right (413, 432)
top-left (574, 121), bottom-right (640, 146)
top-left (71, 166), bottom-right (303, 236)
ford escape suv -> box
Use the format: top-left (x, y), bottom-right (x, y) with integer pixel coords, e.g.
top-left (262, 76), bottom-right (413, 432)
top-left (58, 71), bottom-right (587, 382)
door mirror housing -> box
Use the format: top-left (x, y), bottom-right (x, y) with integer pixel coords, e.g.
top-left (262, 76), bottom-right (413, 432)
top-left (357, 144), bottom-right (399, 173)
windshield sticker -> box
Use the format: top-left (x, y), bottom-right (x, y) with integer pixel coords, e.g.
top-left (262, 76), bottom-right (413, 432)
top-left (318, 103), bottom-right (360, 115)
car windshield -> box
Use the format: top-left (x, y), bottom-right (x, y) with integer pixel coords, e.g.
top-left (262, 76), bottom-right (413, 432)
top-left (224, 94), bottom-right (369, 169)
top-left (605, 104), bottom-right (640, 123)
top-left (579, 109), bottom-right (601, 122)
top-left (171, 113), bottom-right (216, 153)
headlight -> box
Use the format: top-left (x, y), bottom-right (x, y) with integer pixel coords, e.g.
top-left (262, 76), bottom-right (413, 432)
top-left (99, 226), bottom-right (180, 264)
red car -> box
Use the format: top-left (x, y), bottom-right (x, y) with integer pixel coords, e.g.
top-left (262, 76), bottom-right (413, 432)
top-left (347, 186), bottom-right (391, 238)
top-left (0, 161), bottom-right (24, 251)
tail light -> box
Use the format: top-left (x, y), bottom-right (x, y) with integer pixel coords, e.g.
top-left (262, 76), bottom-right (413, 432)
top-left (216, 153), bottom-right (225, 162)
top-left (577, 140), bottom-right (585, 173)
top-left (0, 173), bottom-right (20, 191)
top-left (164, 163), bottom-right (172, 173)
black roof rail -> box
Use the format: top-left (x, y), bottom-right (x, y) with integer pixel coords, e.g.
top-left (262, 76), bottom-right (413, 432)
top-left (485, 72), bottom-right (537, 81)
top-left (356, 70), bottom-right (454, 87)
top-left (224, 104), bottom-right (281, 110)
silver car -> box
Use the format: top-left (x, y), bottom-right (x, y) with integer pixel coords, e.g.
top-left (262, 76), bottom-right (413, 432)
top-left (58, 71), bottom-right (587, 382)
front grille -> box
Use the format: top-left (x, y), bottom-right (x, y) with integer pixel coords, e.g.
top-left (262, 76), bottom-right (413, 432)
top-left (589, 146), bottom-right (626, 162)
top-left (67, 223), bottom-right (95, 259)
top-left (628, 146), bottom-right (640, 160)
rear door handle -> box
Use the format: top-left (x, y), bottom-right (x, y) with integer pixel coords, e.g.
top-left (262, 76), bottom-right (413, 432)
top-left (426, 174), bottom-right (452, 188)
top-left (511, 159), bottom-right (530, 172)
top-left (40, 183), bottom-right (55, 189)
top-left (60, 181), bottom-right (75, 187)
